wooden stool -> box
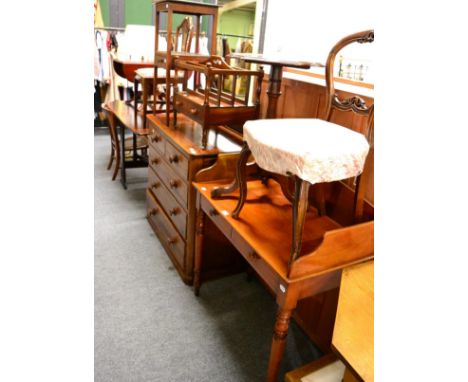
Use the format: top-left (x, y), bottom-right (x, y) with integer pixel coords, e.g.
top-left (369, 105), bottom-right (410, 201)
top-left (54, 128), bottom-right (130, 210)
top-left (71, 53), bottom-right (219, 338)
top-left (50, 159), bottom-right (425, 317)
top-left (232, 118), bottom-right (371, 265)
top-left (230, 30), bottom-right (374, 267)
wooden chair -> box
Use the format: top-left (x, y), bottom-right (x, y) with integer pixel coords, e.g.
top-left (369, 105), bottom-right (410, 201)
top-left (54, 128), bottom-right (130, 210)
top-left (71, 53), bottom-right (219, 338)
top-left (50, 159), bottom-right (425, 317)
top-left (228, 30), bottom-right (374, 265)
top-left (133, 16), bottom-right (194, 129)
top-left (172, 55), bottom-right (264, 148)
top-left (101, 103), bottom-right (149, 181)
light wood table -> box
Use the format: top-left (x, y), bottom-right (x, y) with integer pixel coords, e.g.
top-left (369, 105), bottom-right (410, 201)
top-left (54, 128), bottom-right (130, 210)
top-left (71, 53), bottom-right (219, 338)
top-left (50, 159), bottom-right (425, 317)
top-left (332, 260), bottom-right (374, 381)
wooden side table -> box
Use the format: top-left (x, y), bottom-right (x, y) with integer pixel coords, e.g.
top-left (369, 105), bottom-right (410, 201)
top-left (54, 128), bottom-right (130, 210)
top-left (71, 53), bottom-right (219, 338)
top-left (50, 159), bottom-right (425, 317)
top-left (229, 52), bottom-right (324, 118)
top-left (103, 100), bottom-right (152, 189)
top-left (192, 176), bottom-right (374, 382)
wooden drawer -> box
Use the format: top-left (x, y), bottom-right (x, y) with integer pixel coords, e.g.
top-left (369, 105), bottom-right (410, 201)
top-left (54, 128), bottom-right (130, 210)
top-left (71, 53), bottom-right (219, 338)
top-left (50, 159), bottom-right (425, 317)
top-left (146, 190), bottom-right (185, 269)
top-left (230, 228), bottom-right (279, 292)
top-left (174, 93), bottom-right (204, 126)
top-left (149, 128), bottom-right (165, 155)
top-left (148, 150), bottom-right (164, 175)
top-left (150, 153), bottom-right (188, 208)
top-left (148, 167), bottom-right (187, 238)
top-left (165, 140), bottom-right (189, 179)
top-left (200, 196), bottom-right (232, 237)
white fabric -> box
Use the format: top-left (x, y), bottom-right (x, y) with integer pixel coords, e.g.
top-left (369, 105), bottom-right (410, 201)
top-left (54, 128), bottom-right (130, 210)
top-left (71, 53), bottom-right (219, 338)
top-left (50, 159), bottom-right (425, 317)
top-left (243, 118), bottom-right (370, 184)
top-left (135, 67), bottom-right (185, 79)
top-left (94, 30), bottom-right (110, 81)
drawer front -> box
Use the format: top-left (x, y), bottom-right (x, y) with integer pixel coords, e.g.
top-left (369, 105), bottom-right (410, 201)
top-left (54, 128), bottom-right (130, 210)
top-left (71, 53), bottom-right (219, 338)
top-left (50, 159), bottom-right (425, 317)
top-left (149, 128), bottom-right (165, 155)
top-left (165, 140), bottom-right (188, 180)
top-left (148, 167), bottom-right (187, 238)
top-left (174, 94), bottom-right (204, 126)
top-left (201, 196), bottom-right (232, 237)
top-left (146, 190), bottom-right (185, 269)
top-left (230, 228), bottom-right (279, 291)
top-left (148, 150), bottom-right (164, 176)
top-left (156, 158), bottom-right (188, 208)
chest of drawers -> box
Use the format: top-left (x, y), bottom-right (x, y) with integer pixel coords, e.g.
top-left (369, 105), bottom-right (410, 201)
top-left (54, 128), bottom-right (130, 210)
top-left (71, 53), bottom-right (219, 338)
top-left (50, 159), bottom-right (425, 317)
top-left (146, 113), bottom-right (244, 284)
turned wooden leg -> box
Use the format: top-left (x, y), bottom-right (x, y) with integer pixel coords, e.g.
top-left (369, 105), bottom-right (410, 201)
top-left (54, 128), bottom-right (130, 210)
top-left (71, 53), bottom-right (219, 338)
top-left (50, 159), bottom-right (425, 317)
top-left (165, 74), bottom-right (171, 126)
top-left (266, 307), bottom-right (293, 382)
top-left (142, 78), bottom-right (148, 130)
top-left (288, 177), bottom-right (310, 269)
top-left (194, 207), bottom-right (206, 296)
top-left (231, 142), bottom-right (251, 219)
top-left (134, 78), bottom-right (139, 129)
top-left (201, 124), bottom-right (209, 149)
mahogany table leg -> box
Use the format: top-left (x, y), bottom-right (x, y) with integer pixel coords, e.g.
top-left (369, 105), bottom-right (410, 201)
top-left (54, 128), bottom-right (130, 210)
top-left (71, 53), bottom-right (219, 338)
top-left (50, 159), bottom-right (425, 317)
top-left (134, 77), bottom-right (139, 130)
top-left (132, 134), bottom-right (137, 162)
top-left (266, 307), bottom-right (293, 382)
top-left (119, 122), bottom-right (127, 189)
top-left (289, 177), bottom-right (310, 268)
top-left (231, 142), bottom-right (251, 219)
top-left (194, 207), bottom-right (205, 296)
top-left (141, 77), bottom-right (148, 130)
top-left (266, 65), bottom-right (284, 119)
top-left (165, 65), bottom-right (171, 126)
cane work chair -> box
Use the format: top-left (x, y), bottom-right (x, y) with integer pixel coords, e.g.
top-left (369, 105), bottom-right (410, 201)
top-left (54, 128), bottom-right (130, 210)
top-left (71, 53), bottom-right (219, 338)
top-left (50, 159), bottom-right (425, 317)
top-left (172, 55), bottom-right (264, 148)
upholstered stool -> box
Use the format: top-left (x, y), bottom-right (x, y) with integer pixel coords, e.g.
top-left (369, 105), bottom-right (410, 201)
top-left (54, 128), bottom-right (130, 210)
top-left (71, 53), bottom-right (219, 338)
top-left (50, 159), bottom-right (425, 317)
top-left (232, 118), bottom-right (370, 266)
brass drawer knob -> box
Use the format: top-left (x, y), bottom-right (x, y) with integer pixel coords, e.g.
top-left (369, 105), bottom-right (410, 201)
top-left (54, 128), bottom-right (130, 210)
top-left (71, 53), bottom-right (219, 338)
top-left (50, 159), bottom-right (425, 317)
top-left (169, 155), bottom-right (179, 163)
top-left (151, 135), bottom-right (161, 143)
top-left (150, 182), bottom-right (160, 189)
top-left (168, 237), bottom-right (178, 245)
top-left (175, 101), bottom-right (182, 106)
top-left (169, 180), bottom-right (179, 189)
top-left (189, 108), bottom-right (197, 115)
top-left (169, 207), bottom-right (179, 216)
top-left (146, 208), bottom-right (158, 218)
top-left (151, 157), bottom-right (160, 165)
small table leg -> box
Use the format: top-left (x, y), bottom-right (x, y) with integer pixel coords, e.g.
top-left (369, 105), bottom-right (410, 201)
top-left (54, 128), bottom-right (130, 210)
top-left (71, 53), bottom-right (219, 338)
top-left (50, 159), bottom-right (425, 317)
top-left (289, 177), bottom-right (310, 268)
top-left (120, 123), bottom-right (127, 190)
top-left (266, 307), bottom-right (293, 382)
top-left (194, 206), bottom-right (206, 296)
top-left (266, 64), bottom-right (284, 119)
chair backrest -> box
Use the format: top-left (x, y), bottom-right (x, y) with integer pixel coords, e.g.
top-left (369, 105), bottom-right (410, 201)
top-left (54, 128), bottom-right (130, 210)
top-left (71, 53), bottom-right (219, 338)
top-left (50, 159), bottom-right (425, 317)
top-left (323, 30), bottom-right (374, 222)
top-left (173, 16), bottom-right (194, 53)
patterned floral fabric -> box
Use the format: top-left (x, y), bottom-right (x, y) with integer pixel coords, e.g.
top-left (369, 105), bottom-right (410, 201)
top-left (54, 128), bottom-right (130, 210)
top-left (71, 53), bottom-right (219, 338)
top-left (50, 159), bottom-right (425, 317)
top-left (243, 118), bottom-right (370, 184)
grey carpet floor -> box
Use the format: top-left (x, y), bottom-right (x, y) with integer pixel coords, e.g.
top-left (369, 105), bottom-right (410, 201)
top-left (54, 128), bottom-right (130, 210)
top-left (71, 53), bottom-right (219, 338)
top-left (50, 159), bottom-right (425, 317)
top-left (94, 130), bottom-right (321, 382)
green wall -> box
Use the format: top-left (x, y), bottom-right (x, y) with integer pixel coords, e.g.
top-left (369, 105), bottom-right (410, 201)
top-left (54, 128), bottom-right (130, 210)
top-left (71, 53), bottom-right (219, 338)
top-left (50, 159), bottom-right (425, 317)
top-left (218, 9), bottom-right (255, 51)
top-left (125, 0), bottom-right (152, 25)
top-left (99, 0), bottom-right (110, 26)
top-left (98, 0), bottom-right (254, 41)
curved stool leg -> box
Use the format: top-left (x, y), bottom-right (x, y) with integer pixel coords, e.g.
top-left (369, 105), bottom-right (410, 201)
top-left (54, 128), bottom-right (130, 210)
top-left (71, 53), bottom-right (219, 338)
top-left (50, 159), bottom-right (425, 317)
top-left (112, 152), bottom-right (120, 181)
top-left (107, 148), bottom-right (114, 170)
top-left (231, 142), bottom-right (251, 219)
top-left (288, 177), bottom-right (310, 269)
